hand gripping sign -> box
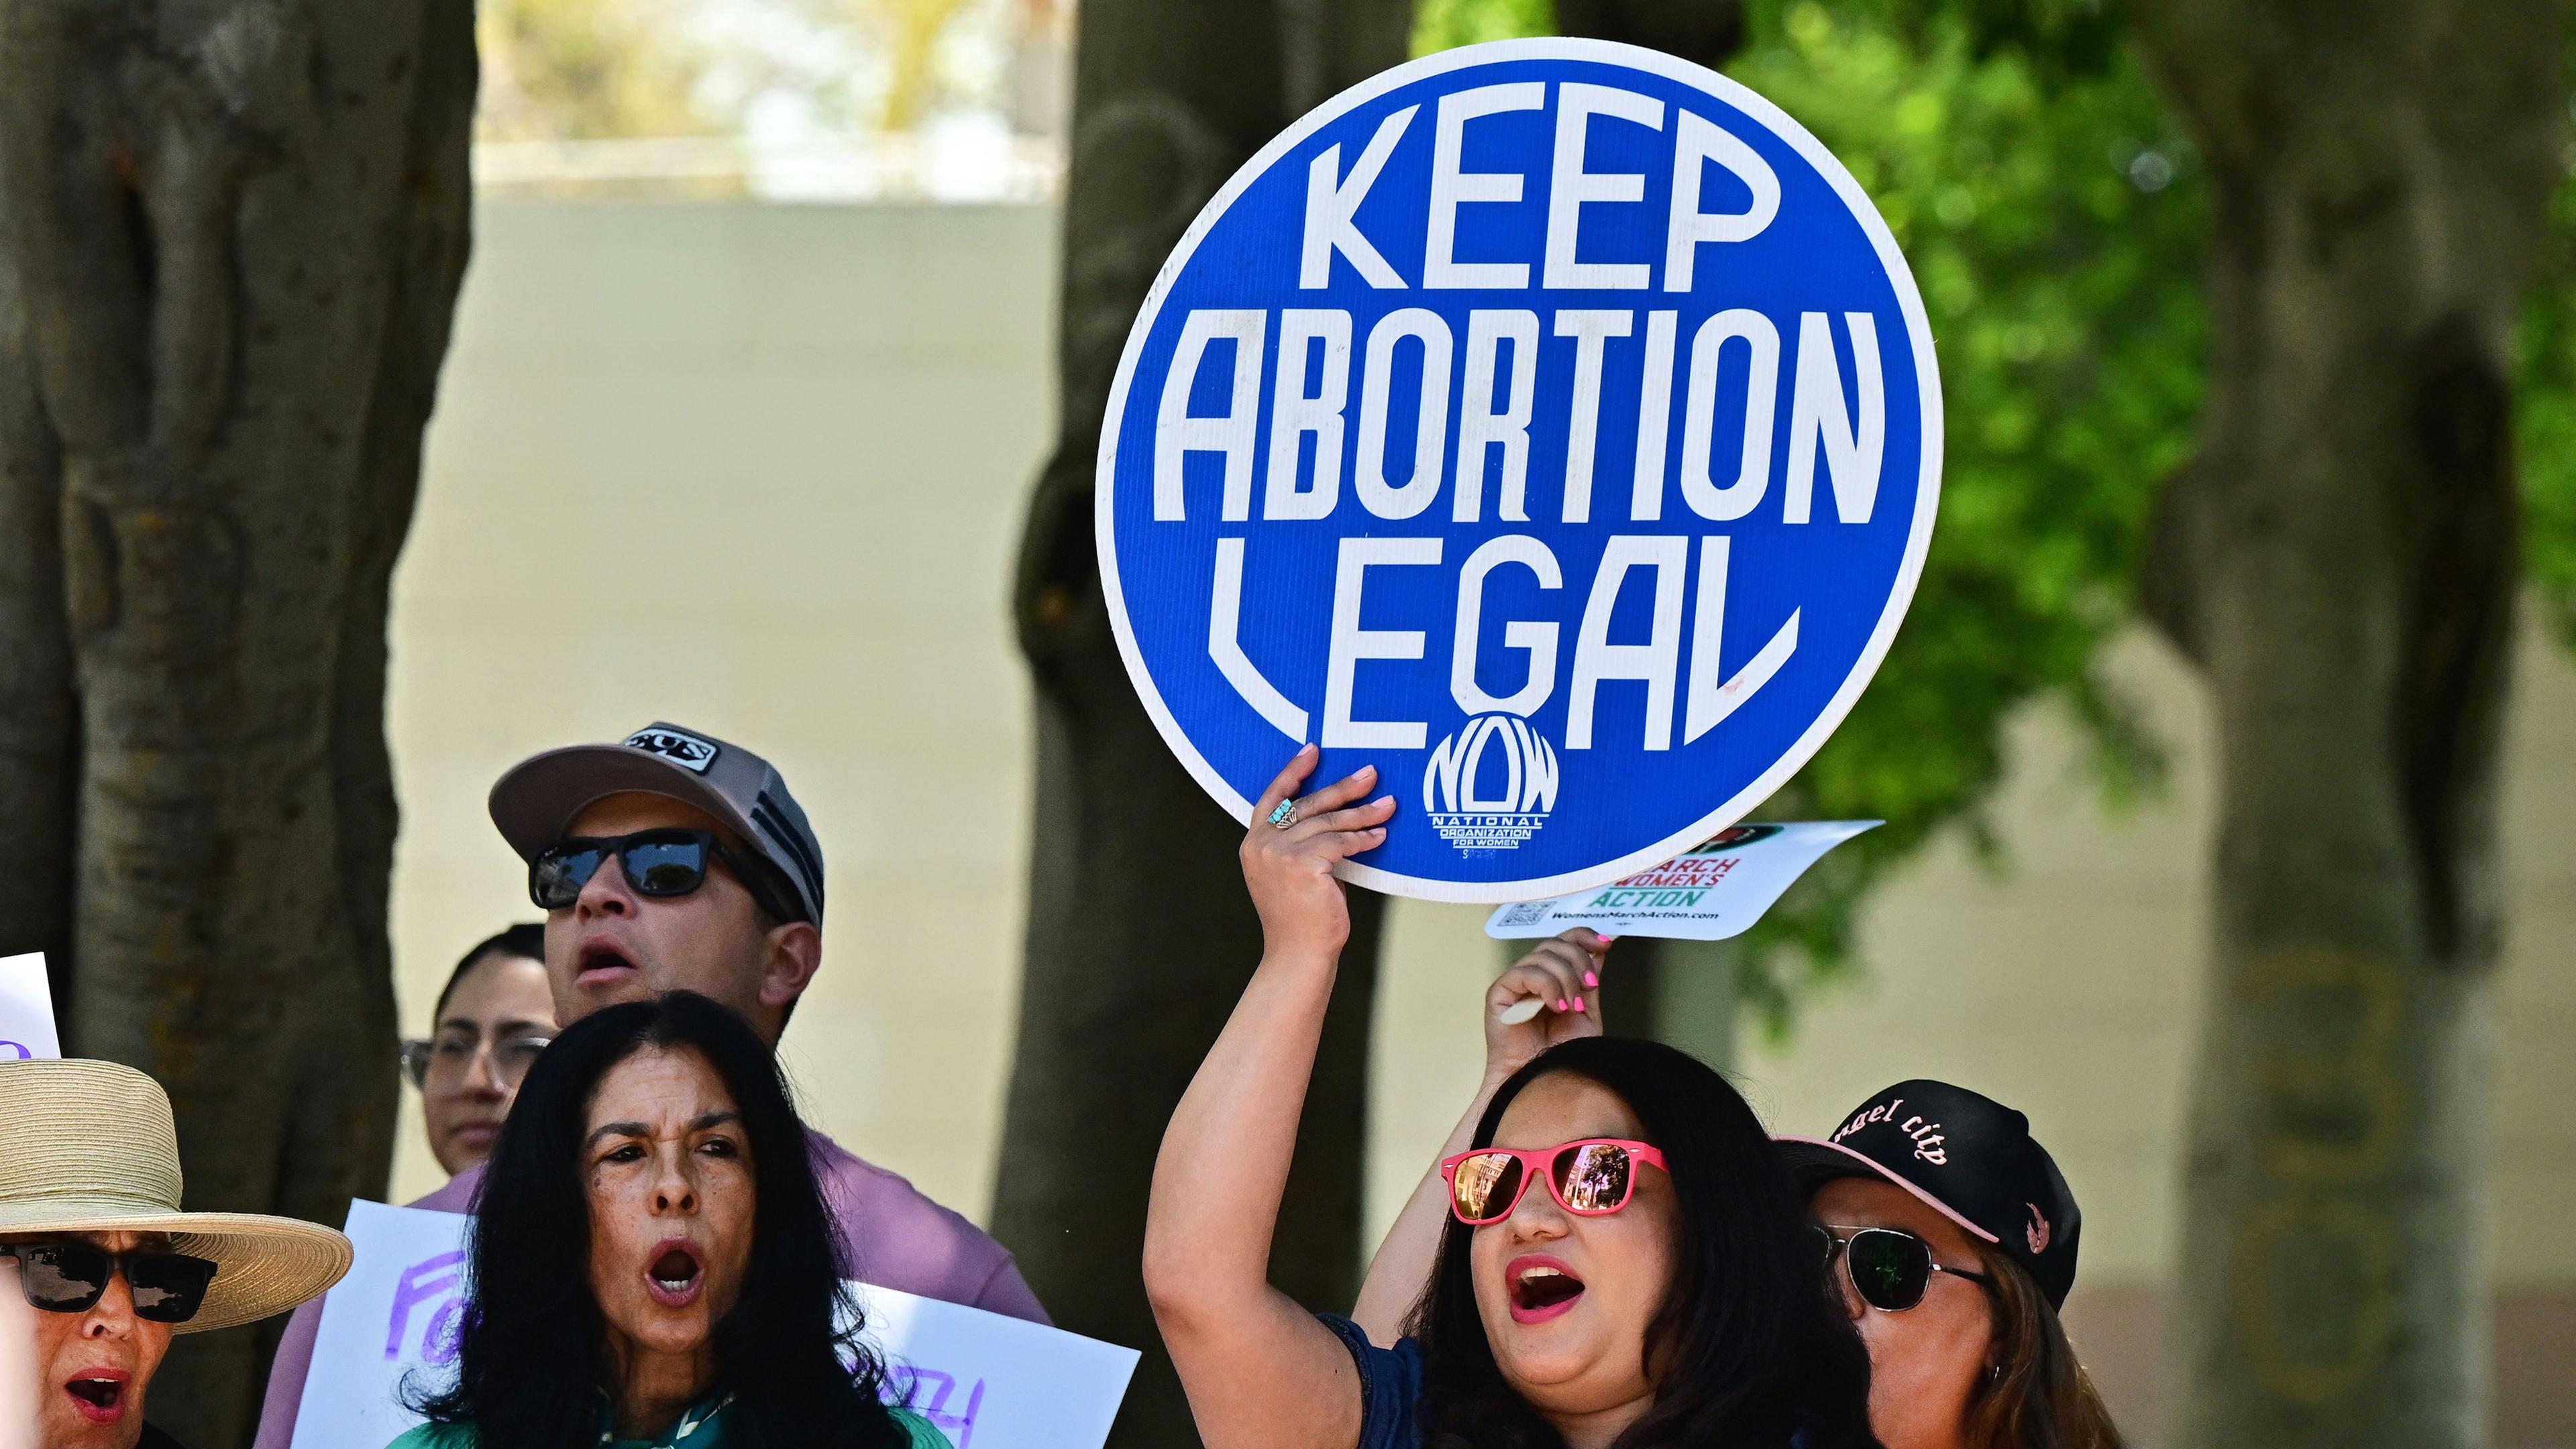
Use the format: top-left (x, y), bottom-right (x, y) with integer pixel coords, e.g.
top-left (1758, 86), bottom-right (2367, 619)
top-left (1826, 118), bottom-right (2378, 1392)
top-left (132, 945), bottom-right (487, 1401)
top-left (1097, 39), bottom-right (1939, 902)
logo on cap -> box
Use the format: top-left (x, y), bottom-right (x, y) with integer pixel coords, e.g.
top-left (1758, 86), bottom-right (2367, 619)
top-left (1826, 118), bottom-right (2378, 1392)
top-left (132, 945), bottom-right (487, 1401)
top-left (625, 728), bottom-right (719, 773)
top-left (2025, 1203), bottom-right (2051, 1254)
top-left (1831, 1097), bottom-right (1949, 1165)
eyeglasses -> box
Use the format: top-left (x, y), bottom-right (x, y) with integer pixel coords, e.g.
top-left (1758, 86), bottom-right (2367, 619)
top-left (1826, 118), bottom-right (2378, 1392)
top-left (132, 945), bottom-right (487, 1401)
top-left (400, 1030), bottom-right (553, 1091)
top-left (1439, 1139), bottom-right (1668, 1226)
top-left (0, 1243), bottom-right (218, 1324)
top-left (1813, 1224), bottom-right (1991, 1311)
top-left (528, 828), bottom-right (800, 923)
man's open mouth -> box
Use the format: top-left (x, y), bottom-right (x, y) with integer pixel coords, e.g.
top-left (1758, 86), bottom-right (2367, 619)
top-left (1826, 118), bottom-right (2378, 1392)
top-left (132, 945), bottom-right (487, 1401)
top-left (576, 941), bottom-right (639, 983)
top-left (1507, 1255), bottom-right (1586, 1324)
top-left (644, 1240), bottom-right (705, 1307)
top-left (64, 1373), bottom-right (127, 1424)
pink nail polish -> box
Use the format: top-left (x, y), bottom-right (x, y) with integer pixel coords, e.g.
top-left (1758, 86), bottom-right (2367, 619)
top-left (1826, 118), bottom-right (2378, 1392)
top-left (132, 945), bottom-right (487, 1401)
top-left (1555, 998), bottom-right (1568, 1011)
top-left (1582, 971), bottom-right (1598, 988)
top-left (1574, 996), bottom-right (1585, 1012)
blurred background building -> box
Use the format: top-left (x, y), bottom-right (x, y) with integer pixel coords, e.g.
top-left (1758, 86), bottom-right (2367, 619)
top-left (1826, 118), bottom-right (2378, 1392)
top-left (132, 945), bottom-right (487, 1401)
top-left (376, 2), bottom-right (2574, 1444)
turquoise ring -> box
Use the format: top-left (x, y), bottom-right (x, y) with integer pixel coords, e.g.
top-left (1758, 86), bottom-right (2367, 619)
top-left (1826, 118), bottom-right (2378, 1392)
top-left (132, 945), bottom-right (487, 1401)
top-left (1267, 800), bottom-right (1299, 830)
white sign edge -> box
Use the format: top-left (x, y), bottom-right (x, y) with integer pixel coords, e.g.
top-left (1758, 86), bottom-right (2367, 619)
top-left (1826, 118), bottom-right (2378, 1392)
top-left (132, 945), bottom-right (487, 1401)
top-left (1092, 34), bottom-right (1944, 906)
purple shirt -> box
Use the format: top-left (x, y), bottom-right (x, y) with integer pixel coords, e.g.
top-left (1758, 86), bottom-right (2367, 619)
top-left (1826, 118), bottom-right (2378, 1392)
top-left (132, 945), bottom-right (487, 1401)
top-left (251, 1129), bottom-right (1046, 1449)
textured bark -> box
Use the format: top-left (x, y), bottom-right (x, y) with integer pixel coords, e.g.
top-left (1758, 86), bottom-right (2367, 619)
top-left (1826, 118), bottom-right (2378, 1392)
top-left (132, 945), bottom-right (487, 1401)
top-left (996, 5), bottom-right (1411, 1445)
top-left (0, 3), bottom-right (476, 1443)
top-left (2129, 3), bottom-right (2566, 1445)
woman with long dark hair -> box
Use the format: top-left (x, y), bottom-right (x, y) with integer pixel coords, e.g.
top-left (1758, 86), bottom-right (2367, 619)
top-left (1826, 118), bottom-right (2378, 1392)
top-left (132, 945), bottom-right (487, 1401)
top-left (393, 991), bottom-right (942, 1449)
top-left (1357, 944), bottom-right (2125, 1449)
top-left (1144, 748), bottom-right (1876, 1449)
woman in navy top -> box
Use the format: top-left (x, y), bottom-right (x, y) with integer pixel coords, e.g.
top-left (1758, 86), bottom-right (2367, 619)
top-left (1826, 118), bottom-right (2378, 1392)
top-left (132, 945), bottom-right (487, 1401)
top-left (1144, 749), bottom-right (1877, 1449)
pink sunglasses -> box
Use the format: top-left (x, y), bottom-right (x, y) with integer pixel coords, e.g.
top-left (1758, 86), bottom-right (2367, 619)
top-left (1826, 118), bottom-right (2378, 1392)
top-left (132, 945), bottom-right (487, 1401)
top-left (1439, 1138), bottom-right (1669, 1226)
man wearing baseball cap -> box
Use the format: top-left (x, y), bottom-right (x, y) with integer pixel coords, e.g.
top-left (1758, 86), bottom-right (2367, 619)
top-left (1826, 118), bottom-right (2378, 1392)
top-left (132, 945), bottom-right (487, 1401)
top-left (252, 723), bottom-right (1048, 1448)
top-left (1778, 1081), bottom-right (2123, 1449)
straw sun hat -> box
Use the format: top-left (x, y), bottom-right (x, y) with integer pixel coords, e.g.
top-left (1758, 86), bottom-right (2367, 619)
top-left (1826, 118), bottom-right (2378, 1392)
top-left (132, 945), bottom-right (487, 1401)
top-left (0, 1059), bottom-right (353, 1334)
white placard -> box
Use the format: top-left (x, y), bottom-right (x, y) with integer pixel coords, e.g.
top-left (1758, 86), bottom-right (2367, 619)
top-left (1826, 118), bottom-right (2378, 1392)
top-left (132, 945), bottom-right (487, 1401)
top-left (294, 1201), bottom-right (1139, 1449)
top-left (1484, 821), bottom-right (1880, 941)
top-left (0, 954), bottom-right (60, 1062)
top-left (853, 1282), bottom-right (1138, 1449)
top-left (290, 1200), bottom-right (468, 1449)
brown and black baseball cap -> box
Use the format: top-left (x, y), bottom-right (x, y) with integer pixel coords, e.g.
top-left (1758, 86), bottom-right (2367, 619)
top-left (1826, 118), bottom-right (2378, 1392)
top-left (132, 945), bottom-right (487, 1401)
top-left (488, 722), bottom-right (826, 926)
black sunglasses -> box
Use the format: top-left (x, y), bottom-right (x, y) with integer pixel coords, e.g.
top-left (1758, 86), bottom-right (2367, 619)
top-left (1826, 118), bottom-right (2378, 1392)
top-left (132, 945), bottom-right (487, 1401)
top-left (528, 829), bottom-right (800, 922)
top-left (0, 1242), bottom-right (219, 1324)
top-left (1813, 1224), bottom-right (1991, 1311)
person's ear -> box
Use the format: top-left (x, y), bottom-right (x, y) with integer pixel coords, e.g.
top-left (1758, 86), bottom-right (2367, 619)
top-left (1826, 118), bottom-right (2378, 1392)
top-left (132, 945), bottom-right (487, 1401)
top-left (755, 919), bottom-right (822, 1012)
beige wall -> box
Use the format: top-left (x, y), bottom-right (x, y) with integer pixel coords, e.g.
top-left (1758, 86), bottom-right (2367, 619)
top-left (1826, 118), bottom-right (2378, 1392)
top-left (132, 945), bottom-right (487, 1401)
top-left (389, 202), bottom-right (1057, 1216)
top-left (390, 201), bottom-right (2576, 1318)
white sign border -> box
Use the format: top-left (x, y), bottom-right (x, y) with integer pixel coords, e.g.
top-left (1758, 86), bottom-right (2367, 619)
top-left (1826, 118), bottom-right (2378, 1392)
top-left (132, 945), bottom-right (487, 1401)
top-left (1094, 36), bottom-right (1944, 904)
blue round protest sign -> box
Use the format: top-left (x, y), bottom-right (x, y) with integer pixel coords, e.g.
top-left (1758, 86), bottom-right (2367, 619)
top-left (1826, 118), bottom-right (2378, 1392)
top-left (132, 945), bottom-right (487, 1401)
top-left (1097, 38), bottom-right (1939, 903)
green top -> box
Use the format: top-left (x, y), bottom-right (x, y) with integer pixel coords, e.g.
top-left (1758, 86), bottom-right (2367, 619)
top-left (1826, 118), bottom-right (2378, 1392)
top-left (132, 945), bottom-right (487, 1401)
top-left (386, 1394), bottom-right (950, 1449)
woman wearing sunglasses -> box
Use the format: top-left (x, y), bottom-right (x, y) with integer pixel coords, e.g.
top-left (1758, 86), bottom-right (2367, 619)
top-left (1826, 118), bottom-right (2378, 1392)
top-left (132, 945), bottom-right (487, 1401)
top-left (0, 1059), bottom-right (352, 1449)
top-left (1780, 1083), bottom-right (2125, 1449)
top-left (1358, 943), bottom-right (2127, 1449)
top-left (1144, 748), bottom-right (1876, 1449)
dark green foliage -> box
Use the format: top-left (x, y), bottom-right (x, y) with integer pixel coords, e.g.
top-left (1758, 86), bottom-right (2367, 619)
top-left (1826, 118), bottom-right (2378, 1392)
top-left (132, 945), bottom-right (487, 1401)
top-left (2517, 80), bottom-right (2576, 647)
top-left (1415, 0), bottom-right (2206, 1032)
top-left (1412, 0), bottom-right (1556, 51)
top-left (1719, 2), bottom-right (2206, 1033)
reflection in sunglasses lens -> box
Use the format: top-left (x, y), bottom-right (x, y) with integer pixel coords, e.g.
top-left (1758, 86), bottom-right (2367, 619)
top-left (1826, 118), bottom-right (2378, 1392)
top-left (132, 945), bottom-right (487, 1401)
top-left (625, 839), bottom-right (706, 896)
top-left (126, 1255), bottom-right (213, 1324)
top-left (533, 847), bottom-right (603, 907)
top-left (1847, 1230), bottom-right (1933, 1309)
top-left (21, 1248), bottom-right (105, 1311)
top-left (1555, 1144), bottom-right (1631, 1211)
top-left (1453, 1153), bottom-right (1520, 1221)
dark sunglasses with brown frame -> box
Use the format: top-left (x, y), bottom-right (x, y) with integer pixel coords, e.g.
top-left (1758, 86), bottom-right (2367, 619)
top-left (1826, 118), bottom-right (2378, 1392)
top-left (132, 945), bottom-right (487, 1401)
top-left (0, 1241), bottom-right (218, 1324)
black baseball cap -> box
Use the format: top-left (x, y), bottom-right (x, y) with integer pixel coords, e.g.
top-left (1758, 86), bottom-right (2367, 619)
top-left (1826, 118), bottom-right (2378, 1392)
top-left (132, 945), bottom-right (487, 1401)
top-left (1777, 1079), bottom-right (2082, 1309)
top-left (488, 722), bottom-right (826, 926)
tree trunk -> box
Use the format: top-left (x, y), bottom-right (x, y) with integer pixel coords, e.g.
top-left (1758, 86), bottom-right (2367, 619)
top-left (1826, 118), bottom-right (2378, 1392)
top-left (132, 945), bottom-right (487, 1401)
top-left (996, 4), bottom-right (1411, 1445)
top-left (2131, 4), bottom-right (2566, 1445)
top-left (0, 3), bottom-right (476, 1443)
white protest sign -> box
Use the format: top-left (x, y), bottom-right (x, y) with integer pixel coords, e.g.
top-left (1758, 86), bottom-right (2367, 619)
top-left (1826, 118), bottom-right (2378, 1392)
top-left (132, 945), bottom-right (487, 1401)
top-left (1484, 820), bottom-right (1877, 941)
top-left (290, 1200), bottom-right (468, 1449)
top-left (0, 954), bottom-right (61, 1062)
top-left (853, 1283), bottom-right (1139, 1449)
top-left (296, 1201), bottom-right (1140, 1449)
